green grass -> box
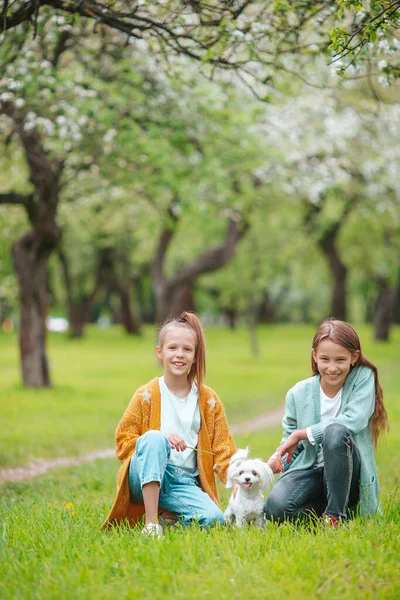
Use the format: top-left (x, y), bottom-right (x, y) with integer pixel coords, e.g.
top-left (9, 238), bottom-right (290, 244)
top-left (1, 459), bottom-right (399, 600)
top-left (1, 324), bottom-right (400, 599)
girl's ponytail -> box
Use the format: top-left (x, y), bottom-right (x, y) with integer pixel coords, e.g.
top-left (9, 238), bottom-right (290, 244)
top-left (177, 312), bottom-right (206, 392)
top-left (358, 355), bottom-right (388, 448)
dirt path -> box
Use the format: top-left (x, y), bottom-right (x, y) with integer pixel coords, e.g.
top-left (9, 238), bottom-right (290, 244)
top-left (0, 407), bottom-right (283, 485)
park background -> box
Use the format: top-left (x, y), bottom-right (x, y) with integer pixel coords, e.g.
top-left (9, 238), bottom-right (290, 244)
top-left (1, 2), bottom-right (400, 599)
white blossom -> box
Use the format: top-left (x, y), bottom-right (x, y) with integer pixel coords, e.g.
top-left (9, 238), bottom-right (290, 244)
top-left (0, 92), bottom-right (14, 102)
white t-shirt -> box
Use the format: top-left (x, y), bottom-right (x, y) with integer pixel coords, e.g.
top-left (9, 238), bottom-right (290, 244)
top-left (306, 386), bottom-right (343, 466)
top-left (159, 376), bottom-right (200, 475)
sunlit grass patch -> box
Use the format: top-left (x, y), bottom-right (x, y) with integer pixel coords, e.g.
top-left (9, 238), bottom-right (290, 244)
top-left (0, 457), bottom-right (399, 600)
top-left (0, 324), bottom-right (399, 598)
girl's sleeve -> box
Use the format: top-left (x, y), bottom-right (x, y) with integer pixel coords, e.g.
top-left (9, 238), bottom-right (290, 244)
top-left (210, 396), bottom-right (236, 484)
top-left (268, 390), bottom-right (297, 459)
top-left (115, 391), bottom-right (144, 462)
top-left (281, 389), bottom-right (299, 439)
top-left (308, 368), bottom-right (375, 445)
top-left (278, 389), bottom-right (304, 470)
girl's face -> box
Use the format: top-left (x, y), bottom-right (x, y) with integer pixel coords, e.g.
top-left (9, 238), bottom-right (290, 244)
top-left (156, 327), bottom-right (196, 381)
top-left (312, 338), bottom-right (359, 396)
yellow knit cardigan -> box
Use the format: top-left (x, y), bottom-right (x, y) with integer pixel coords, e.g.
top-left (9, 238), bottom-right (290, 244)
top-left (102, 377), bottom-right (236, 528)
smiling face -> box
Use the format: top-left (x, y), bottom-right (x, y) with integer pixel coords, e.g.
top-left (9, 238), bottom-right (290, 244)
top-left (312, 338), bottom-right (359, 396)
top-left (236, 463), bottom-right (262, 489)
top-left (156, 327), bottom-right (196, 383)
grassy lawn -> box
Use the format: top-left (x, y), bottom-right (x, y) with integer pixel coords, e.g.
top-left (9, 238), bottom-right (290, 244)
top-left (1, 324), bottom-right (399, 599)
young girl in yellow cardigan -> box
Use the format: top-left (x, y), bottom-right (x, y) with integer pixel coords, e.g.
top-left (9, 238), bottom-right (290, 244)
top-left (102, 312), bottom-right (236, 538)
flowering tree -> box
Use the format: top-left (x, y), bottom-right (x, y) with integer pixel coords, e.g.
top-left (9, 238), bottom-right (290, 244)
top-left (199, 81), bottom-right (400, 336)
top-left (1, 2), bottom-right (399, 389)
top-left (1, 1), bottom-right (399, 87)
top-left (57, 74), bottom-right (265, 325)
top-left (0, 20), bottom-right (144, 384)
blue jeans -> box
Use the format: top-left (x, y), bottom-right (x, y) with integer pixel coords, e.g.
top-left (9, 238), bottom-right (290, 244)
top-left (265, 423), bottom-right (361, 521)
top-left (128, 430), bottom-right (224, 527)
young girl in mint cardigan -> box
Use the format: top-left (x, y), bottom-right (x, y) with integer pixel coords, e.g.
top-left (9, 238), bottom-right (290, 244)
top-left (265, 318), bottom-right (388, 526)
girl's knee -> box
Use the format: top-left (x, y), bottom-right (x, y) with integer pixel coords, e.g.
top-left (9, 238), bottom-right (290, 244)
top-left (137, 430), bottom-right (169, 450)
top-left (323, 423), bottom-right (351, 448)
top-left (198, 506), bottom-right (224, 527)
top-left (265, 499), bottom-right (284, 522)
top-left (264, 485), bottom-right (297, 522)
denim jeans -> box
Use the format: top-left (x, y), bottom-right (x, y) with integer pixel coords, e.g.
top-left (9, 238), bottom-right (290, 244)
top-left (128, 430), bottom-right (224, 527)
top-left (265, 423), bottom-right (361, 521)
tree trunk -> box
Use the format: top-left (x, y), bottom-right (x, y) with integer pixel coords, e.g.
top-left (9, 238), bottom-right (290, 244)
top-left (304, 193), bottom-right (355, 323)
top-left (224, 308), bottom-right (237, 329)
top-left (99, 247), bottom-right (141, 335)
top-left (393, 267), bottom-right (400, 324)
top-left (165, 284), bottom-right (196, 318)
top-left (374, 277), bottom-right (395, 341)
top-left (319, 233), bottom-right (347, 320)
top-left (115, 282), bottom-right (141, 335)
top-left (58, 248), bottom-right (102, 339)
top-left (153, 285), bottom-right (169, 324)
top-left (0, 103), bottom-right (64, 386)
top-left (12, 231), bottom-right (54, 387)
top-left (258, 293), bottom-right (276, 323)
top-left (152, 213), bottom-right (247, 323)
top-left (69, 301), bottom-right (94, 338)
top-left (248, 302), bottom-right (260, 357)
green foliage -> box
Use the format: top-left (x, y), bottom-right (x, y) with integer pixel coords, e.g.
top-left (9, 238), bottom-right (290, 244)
top-left (1, 3), bottom-right (399, 331)
top-left (0, 145), bottom-right (32, 314)
top-left (329, 26), bottom-right (351, 53)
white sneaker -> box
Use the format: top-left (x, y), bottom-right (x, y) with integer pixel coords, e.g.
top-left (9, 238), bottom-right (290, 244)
top-left (141, 523), bottom-right (164, 539)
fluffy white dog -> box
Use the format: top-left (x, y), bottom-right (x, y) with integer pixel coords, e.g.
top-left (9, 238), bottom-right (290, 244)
top-left (224, 448), bottom-right (274, 528)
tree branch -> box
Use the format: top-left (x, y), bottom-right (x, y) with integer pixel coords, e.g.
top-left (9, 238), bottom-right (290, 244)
top-left (1, 0), bottom-right (35, 30)
top-left (51, 29), bottom-right (71, 68)
top-left (0, 192), bottom-right (32, 205)
top-left (167, 214), bottom-right (248, 291)
top-left (151, 198), bottom-right (181, 285)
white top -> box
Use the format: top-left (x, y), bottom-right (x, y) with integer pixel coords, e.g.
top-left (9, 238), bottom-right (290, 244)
top-left (306, 385), bottom-right (343, 466)
top-left (159, 376), bottom-right (200, 475)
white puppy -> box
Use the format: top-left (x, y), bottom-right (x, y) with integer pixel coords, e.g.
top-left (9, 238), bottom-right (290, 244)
top-left (224, 448), bottom-right (274, 528)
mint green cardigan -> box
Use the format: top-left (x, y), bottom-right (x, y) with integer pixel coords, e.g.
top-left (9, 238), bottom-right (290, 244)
top-left (278, 365), bottom-right (379, 516)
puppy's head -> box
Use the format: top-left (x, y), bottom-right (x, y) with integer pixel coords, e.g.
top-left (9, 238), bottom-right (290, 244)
top-left (226, 449), bottom-right (274, 490)
top-left (226, 447), bottom-right (250, 488)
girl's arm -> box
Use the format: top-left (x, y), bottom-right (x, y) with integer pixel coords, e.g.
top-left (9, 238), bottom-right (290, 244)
top-left (271, 389), bottom-right (305, 472)
top-left (210, 396), bottom-right (236, 484)
top-left (115, 391), bottom-right (144, 461)
top-left (275, 428), bottom-right (307, 472)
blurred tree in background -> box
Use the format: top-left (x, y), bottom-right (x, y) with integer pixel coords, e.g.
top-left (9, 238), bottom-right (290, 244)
top-left (0, 1), bottom-right (399, 386)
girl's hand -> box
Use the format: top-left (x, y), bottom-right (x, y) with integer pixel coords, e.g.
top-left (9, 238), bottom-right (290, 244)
top-left (167, 434), bottom-right (187, 452)
top-left (267, 456), bottom-right (284, 474)
top-left (276, 429), bottom-right (307, 471)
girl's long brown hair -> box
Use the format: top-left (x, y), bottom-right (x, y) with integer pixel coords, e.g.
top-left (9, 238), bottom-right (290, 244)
top-left (157, 311), bottom-right (206, 391)
top-left (311, 318), bottom-right (388, 447)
